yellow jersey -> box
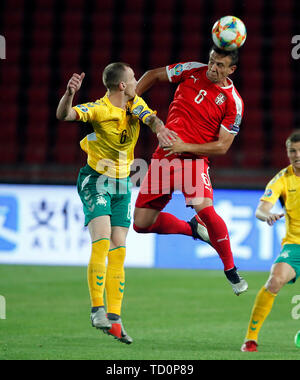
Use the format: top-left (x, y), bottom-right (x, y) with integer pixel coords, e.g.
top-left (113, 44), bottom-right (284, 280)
top-left (261, 165), bottom-right (300, 245)
top-left (73, 94), bottom-right (156, 178)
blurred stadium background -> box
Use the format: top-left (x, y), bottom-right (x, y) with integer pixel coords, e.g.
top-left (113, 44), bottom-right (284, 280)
top-left (0, 0), bottom-right (299, 274)
top-left (1, 0), bottom-right (299, 186)
top-left (1, 0), bottom-right (299, 271)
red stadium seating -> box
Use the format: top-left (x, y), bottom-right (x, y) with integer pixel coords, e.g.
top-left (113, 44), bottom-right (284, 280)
top-left (211, 151), bottom-right (234, 168)
top-left (54, 124), bottom-right (80, 164)
top-left (25, 134), bottom-right (48, 163)
top-left (0, 0), bottom-right (298, 178)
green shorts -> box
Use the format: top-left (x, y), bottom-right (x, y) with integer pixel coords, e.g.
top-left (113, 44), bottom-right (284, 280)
top-left (77, 165), bottom-right (132, 227)
top-left (274, 244), bottom-right (300, 284)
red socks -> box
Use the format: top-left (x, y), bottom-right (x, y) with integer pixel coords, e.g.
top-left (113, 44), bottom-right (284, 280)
top-left (196, 206), bottom-right (234, 270)
top-left (133, 207), bottom-right (235, 271)
top-left (133, 212), bottom-right (192, 236)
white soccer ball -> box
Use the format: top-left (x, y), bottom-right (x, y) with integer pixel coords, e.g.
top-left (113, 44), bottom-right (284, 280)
top-left (212, 15), bottom-right (247, 51)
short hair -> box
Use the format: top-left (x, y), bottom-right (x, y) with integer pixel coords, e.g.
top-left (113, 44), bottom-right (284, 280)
top-left (286, 130), bottom-right (300, 147)
top-left (102, 62), bottom-right (131, 90)
top-left (209, 45), bottom-right (239, 66)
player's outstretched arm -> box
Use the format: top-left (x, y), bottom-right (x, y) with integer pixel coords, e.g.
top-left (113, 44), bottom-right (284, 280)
top-left (56, 72), bottom-right (85, 121)
top-left (144, 114), bottom-right (177, 147)
top-left (255, 200), bottom-right (284, 226)
top-left (136, 67), bottom-right (168, 96)
top-left (164, 125), bottom-right (235, 156)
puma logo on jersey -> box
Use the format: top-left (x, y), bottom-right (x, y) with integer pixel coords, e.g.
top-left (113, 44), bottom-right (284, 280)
top-left (190, 75), bottom-right (199, 83)
top-left (217, 235), bottom-right (229, 243)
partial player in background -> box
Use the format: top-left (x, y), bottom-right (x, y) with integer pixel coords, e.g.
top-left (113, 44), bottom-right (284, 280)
top-left (56, 62), bottom-right (175, 344)
top-left (241, 131), bottom-right (300, 352)
top-left (133, 45), bottom-right (248, 295)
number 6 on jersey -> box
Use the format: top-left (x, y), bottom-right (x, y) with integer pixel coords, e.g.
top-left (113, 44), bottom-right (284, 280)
top-left (194, 89), bottom-right (207, 104)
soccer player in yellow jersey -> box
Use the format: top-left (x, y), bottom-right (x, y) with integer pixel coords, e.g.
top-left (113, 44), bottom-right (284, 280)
top-left (241, 131), bottom-right (300, 352)
top-left (56, 62), bottom-right (176, 344)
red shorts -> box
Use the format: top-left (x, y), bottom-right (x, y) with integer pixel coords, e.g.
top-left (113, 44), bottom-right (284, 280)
top-left (135, 151), bottom-right (213, 211)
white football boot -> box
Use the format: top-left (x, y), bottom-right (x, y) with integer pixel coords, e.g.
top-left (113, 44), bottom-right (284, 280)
top-left (91, 308), bottom-right (112, 330)
top-left (225, 267), bottom-right (248, 296)
top-left (188, 216), bottom-right (211, 244)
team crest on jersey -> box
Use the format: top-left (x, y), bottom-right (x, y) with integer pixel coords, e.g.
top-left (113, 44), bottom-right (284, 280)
top-left (215, 93), bottom-right (227, 105)
top-left (96, 195), bottom-right (107, 207)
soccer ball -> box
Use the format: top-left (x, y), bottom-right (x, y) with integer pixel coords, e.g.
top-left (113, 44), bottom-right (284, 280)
top-left (212, 16), bottom-right (247, 51)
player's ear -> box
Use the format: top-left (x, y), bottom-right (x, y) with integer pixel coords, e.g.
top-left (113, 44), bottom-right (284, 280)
top-left (228, 65), bottom-right (237, 75)
top-left (119, 81), bottom-right (126, 91)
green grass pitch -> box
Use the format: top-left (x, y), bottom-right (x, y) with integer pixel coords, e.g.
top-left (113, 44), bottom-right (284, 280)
top-left (0, 264), bottom-right (299, 360)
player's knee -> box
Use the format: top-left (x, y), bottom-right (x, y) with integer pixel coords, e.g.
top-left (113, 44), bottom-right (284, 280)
top-left (133, 223), bottom-right (148, 233)
top-left (266, 275), bottom-right (285, 294)
top-left (133, 218), bottom-right (154, 233)
top-left (133, 211), bottom-right (143, 230)
top-left (133, 208), bottom-right (156, 230)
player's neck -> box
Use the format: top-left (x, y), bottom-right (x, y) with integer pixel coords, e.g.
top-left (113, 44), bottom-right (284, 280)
top-left (292, 165), bottom-right (300, 177)
top-left (107, 91), bottom-right (128, 110)
top-left (208, 76), bottom-right (229, 88)
top-left (218, 78), bottom-right (229, 87)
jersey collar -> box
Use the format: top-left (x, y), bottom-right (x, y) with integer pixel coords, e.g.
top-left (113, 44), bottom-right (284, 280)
top-left (219, 77), bottom-right (233, 89)
top-left (103, 93), bottom-right (138, 111)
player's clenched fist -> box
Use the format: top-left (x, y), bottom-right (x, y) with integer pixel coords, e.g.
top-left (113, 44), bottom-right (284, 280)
top-left (67, 72), bottom-right (85, 95)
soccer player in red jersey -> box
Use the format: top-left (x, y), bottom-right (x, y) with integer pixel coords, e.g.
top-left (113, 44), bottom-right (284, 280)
top-left (133, 45), bottom-right (248, 295)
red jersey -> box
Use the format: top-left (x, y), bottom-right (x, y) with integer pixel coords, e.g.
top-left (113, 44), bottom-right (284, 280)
top-left (155, 62), bottom-right (244, 159)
